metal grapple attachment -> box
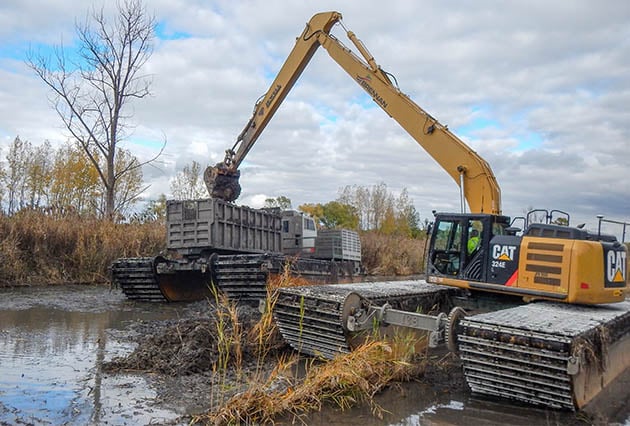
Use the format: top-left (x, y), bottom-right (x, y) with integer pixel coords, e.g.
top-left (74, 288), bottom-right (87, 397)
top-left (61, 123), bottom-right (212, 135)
top-left (204, 162), bottom-right (242, 202)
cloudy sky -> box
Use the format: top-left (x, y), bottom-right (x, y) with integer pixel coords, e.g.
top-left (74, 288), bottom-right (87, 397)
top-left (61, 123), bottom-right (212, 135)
top-left (1, 0), bottom-right (629, 236)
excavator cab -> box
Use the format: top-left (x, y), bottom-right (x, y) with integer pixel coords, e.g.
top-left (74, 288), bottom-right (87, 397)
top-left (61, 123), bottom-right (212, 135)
top-left (428, 212), bottom-right (627, 304)
top-left (428, 213), bottom-right (511, 280)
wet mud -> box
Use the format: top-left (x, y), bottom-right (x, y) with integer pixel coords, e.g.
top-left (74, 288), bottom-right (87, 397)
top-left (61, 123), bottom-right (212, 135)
top-left (0, 285), bottom-right (628, 425)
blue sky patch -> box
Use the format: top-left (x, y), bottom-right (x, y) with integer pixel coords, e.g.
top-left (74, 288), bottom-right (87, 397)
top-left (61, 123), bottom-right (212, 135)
top-left (263, 65), bottom-right (277, 81)
top-left (456, 115), bottom-right (501, 136)
top-left (129, 138), bottom-right (164, 149)
top-left (515, 131), bottom-right (543, 150)
top-left (317, 106), bottom-right (339, 126)
top-left (455, 105), bottom-right (544, 151)
top-left (0, 42), bottom-right (29, 62)
top-left (154, 21), bottom-right (191, 41)
top-left (3, 41), bottom-right (86, 72)
top-left (352, 92), bottom-right (379, 110)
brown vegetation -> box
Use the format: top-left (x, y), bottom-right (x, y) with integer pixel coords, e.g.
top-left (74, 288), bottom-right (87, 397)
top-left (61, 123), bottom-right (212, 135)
top-left (360, 231), bottom-right (428, 275)
top-left (0, 207), bottom-right (427, 285)
top-left (199, 337), bottom-right (427, 425)
top-left (103, 269), bottom-right (431, 424)
top-left (0, 210), bottom-right (164, 286)
top-left (195, 271), bottom-right (429, 425)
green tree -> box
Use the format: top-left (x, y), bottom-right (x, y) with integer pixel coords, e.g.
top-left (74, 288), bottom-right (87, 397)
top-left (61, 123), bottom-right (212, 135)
top-left (264, 196), bottom-right (292, 210)
top-left (298, 201), bottom-right (359, 230)
top-left (321, 201), bottom-right (359, 229)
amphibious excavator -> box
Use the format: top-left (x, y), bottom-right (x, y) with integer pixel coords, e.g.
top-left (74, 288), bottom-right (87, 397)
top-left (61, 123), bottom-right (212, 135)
top-left (204, 11), bottom-right (629, 411)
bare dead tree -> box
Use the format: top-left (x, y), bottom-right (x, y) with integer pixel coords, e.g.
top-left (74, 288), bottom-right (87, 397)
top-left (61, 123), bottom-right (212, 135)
top-left (27, 0), bottom-right (162, 220)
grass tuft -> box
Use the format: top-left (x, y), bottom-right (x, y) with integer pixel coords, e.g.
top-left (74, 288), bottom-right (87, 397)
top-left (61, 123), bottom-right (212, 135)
top-left (195, 330), bottom-right (428, 425)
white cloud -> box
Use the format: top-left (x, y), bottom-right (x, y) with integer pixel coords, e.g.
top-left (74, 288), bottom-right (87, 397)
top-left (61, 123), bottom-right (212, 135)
top-left (0, 0), bottom-right (629, 234)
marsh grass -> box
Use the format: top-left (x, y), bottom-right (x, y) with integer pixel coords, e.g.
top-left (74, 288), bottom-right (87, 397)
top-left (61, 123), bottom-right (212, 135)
top-left (196, 326), bottom-right (428, 425)
top-left (192, 258), bottom-right (431, 425)
top-left (207, 263), bottom-right (320, 409)
top-left (0, 210), bottom-right (164, 285)
top-left (209, 284), bottom-right (246, 408)
top-left (360, 232), bottom-right (427, 275)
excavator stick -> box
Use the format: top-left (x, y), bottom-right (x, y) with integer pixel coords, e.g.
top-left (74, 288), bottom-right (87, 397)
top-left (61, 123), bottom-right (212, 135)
top-left (204, 163), bottom-right (241, 202)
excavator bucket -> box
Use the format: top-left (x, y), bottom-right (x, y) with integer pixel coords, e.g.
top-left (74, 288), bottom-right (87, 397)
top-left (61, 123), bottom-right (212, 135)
top-left (204, 163), bottom-right (241, 202)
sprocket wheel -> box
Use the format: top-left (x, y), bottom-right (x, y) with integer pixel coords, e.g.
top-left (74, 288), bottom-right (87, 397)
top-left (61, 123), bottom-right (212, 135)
top-left (446, 306), bottom-right (467, 354)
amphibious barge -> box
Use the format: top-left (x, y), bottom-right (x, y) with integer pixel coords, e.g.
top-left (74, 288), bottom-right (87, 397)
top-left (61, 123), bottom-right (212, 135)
top-left (112, 198), bottom-right (362, 302)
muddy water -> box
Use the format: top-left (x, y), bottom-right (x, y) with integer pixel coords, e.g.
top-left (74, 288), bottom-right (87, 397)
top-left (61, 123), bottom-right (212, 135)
top-left (0, 285), bottom-right (202, 425)
top-left (0, 285), bottom-right (628, 426)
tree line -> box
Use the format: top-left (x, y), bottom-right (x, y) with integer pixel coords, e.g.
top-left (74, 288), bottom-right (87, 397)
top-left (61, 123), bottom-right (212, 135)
top-left (16, 0), bottom-right (425, 239)
top-left (169, 162), bottom-right (425, 238)
top-left (299, 182), bottom-right (423, 238)
top-left (0, 136), bottom-right (142, 219)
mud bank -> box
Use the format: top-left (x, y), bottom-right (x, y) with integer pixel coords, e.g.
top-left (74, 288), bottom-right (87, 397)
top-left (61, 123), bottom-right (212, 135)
top-left (0, 285), bottom-right (628, 425)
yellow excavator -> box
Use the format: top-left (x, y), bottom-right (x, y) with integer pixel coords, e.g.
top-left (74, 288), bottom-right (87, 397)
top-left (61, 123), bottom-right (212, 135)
top-left (206, 11), bottom-right (629, 411)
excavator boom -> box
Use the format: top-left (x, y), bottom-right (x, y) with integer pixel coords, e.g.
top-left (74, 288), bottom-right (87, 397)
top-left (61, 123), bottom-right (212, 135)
top-left (205, 11), bottom-right (501, 214)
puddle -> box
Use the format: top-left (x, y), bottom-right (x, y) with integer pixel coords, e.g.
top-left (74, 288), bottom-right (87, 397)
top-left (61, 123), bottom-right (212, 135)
top-left (0, 285), bottom-right (199, 425)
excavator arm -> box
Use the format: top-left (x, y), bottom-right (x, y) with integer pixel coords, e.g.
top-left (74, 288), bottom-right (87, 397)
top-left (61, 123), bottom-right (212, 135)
top-left (205, 11), bottom-right (501, 215)
top-left (204, 12), bottom-right (343, 202)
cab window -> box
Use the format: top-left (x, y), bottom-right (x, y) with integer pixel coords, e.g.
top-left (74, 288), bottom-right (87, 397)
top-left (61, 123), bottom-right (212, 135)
top-left (492, 222), bottom-right (506, 236)
top-left (304, 218), bottom-right (316, 231)
top-left (434, 220), bottom-right (462, 251)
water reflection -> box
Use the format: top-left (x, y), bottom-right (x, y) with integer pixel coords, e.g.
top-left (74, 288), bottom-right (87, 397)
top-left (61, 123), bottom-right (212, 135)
top-left (0, 286), bottom-right (185, 425)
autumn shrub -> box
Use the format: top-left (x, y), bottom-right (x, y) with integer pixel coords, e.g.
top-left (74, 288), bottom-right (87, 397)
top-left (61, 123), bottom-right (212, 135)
top-left (360, 231), bottom-right (427, 275)
top-left (0, 210), bottom-right (165, 286)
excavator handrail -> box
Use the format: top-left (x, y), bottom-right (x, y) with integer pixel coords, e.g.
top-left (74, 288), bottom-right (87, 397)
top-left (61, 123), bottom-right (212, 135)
top-left (211, 11), bottom-right (502, 215)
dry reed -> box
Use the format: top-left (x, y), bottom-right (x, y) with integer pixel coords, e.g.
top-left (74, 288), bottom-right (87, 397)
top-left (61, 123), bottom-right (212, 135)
top-left (0, 210), bottom-right (164, 286)
top-left (196, 329), bottom-right (427, 425)
top-left (360, 232), bottom-right (427, 275)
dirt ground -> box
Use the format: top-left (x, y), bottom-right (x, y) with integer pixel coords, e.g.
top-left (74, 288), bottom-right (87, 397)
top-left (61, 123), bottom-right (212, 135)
top-left (2, 284), bottom-right (626, 425)
top-left (103, 302), bottom-right (279, 417)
